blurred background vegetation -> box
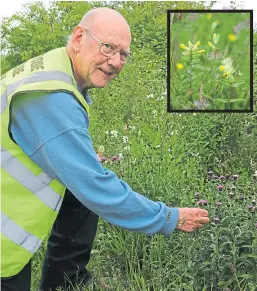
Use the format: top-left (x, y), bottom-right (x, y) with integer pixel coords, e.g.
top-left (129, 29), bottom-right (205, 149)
top-left (170, 11), bottom-right (251, 110)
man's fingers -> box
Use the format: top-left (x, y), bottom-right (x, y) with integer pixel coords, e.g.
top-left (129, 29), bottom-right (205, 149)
top-left (199, 209), bottom-right (209, 216)
top-left (199, 217), bottom-right (210, 224)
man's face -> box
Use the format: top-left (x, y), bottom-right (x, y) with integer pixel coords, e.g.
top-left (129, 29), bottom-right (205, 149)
top-left (75, 22), bottom-right (131, 89)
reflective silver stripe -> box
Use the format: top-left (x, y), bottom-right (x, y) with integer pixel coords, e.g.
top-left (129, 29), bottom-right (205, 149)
top-left (1, 212), bottom-right (42, 253)
top-left (1, 70), bottom-right (74, 113)
top-left (38, 172), bottom-right (53, 185)
top-left (1, 145), bottom-right (63, 211)
top-left (1, 91), bottom-right (8, 114)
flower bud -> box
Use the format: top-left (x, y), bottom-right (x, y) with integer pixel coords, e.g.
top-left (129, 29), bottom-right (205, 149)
top-left (180, 44), bottom-right (187, 50)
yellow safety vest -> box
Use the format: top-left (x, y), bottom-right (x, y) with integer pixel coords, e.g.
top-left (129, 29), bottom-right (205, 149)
top-left (1, 47), bottom-right (90, 277)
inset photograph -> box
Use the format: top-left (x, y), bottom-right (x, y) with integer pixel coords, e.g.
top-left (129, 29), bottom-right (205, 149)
top-left (167, 10), bottom-right (253, 112)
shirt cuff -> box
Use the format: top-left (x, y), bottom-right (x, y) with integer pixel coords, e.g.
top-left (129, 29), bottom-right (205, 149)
top-left (160, 207), bottom-right (179, 237)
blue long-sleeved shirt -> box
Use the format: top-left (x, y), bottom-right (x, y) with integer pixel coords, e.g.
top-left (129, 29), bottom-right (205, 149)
top-left (10, 91), bottom-right (179, 237)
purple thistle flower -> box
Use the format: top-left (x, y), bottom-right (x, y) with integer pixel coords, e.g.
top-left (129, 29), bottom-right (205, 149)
top-left (213, 217), bottom-right (220, 224)
top-left (216, 202), bottom-right (222, 207)
top-left (196, 199), bottom-right (208, 206)
top-left (219, 175), bottom-right (226, 181)
top-left (217, 184), bottom-right (223, 191)
top-left (248, 205), bottom-right (254, 211)
top-left (111, 155), bottom-right (121, 162)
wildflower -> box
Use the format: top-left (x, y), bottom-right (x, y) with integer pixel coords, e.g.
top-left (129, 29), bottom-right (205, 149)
top-left (213, 33), bottom-right (220, 44)
top-left (228, 34), bottom-right (237, 41)
top-left (97, 153), bottom-right (106, 163)
top-left (188, 40), bottom-right (192, 46)
top-left (110, 130), bottom-right (118, 137)
top-left (208, 171), bottom-right (213, 176)
top-left (111, 155), bottom-right (121, 162)
top-left (219, 175), bottom-right (226, 181)
top-left (213, 217), bottom-right (220, 224)
top-left (208, 41), bottom-right (213, 47)
top-left (217, 184), bottom-right (223, 191)
top-left (219, 65), bottom-right (225, 71)
top-left (198, 50), bottom-right (205, 53)
top-left (232, 174), bottom-right (239, 180)
top-left (252, 173), bottom-right (257, 180)
top-left (146, 94), bottom-right (154, 99)
top-left (196, 199), bottom-right (208, 206)
top-left (176, 63), bottom-right (184, 69)
top-left (224, 72), bottom-right (230, 78)
top-left (122, 136), bottom-right (128, 144)
top-left (97, 145), bottom-right (105, 154)
top-left (247, 205), bottom-right (254, 212)
top-left (230, 186), bottom-right (236, 192)
top-left (180, 43), bottom-right (187, 50)
top-left (124, 145), bottom-right (130, 152)
top-left (206, 13), bottom-right (212, 19)
top-left (195, 41), bottom-right (200, 47)
top-left (194, 192), bottom-right (201, 200)
top-left (216, 202), bottom-right (222, 207)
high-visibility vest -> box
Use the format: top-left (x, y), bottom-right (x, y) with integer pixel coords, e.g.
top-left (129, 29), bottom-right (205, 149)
top-left (1, 47), bottom-right (90, 277)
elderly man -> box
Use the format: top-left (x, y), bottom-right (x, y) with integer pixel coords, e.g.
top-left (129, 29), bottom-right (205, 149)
top-left (1, 7), bottom-right (209, 291)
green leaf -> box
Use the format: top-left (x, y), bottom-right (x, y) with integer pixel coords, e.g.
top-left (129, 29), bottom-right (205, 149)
top-left (214, 98), bottom-right (228, 103)
top-left (231, 82), bottom-right (245, 87)
top-left (228, 99), bottom-right (244, 103)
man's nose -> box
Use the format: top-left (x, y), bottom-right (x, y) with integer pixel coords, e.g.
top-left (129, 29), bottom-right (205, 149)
top-left (107, 52), bottom-right (122, 68)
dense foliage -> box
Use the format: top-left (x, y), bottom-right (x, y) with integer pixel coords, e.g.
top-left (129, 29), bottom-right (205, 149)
top-left (170, 12), bottom-right (251, 110)
top-left (1, 1), bottom-right (256, 290)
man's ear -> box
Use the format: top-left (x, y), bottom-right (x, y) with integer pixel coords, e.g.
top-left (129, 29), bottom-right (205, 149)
top-left (72, 26), bottom-right (84, 53)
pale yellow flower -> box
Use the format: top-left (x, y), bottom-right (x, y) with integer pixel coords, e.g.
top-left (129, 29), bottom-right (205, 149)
top-left (195, 41), bottom-right (200, 47)
top-left (208, 41), bottom-right (213, 47)
top-left (198, 50), bottom-right (205, 53)
top-left (176, 63), bottom-right (184, 69)
top-left (228, 34), bottom-right (237, 41)
top-left (218, 65), bottom-right (225, 71)
top-left (180, 44), bottom-right (187, 50)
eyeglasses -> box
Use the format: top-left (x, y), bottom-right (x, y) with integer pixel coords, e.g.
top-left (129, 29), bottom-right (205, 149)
top-left (85, 29), bottom-right (133, 65)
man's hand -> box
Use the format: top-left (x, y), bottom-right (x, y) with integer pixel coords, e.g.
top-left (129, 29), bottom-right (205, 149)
top-left (176, 208), bottom-right (210, 232)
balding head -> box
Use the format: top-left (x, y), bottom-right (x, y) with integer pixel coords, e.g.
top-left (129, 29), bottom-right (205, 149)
top-left (80, 8), bottom-right (130, 36)
top-left (67, 7), bottom-right (131, 90)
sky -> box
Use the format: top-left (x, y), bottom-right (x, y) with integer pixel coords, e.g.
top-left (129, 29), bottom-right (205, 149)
top-left (0, 0), bottom-right (256, 24)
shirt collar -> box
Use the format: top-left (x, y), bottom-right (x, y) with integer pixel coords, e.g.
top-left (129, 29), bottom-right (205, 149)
top-left (80, 88), bottom-right (92, 105)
